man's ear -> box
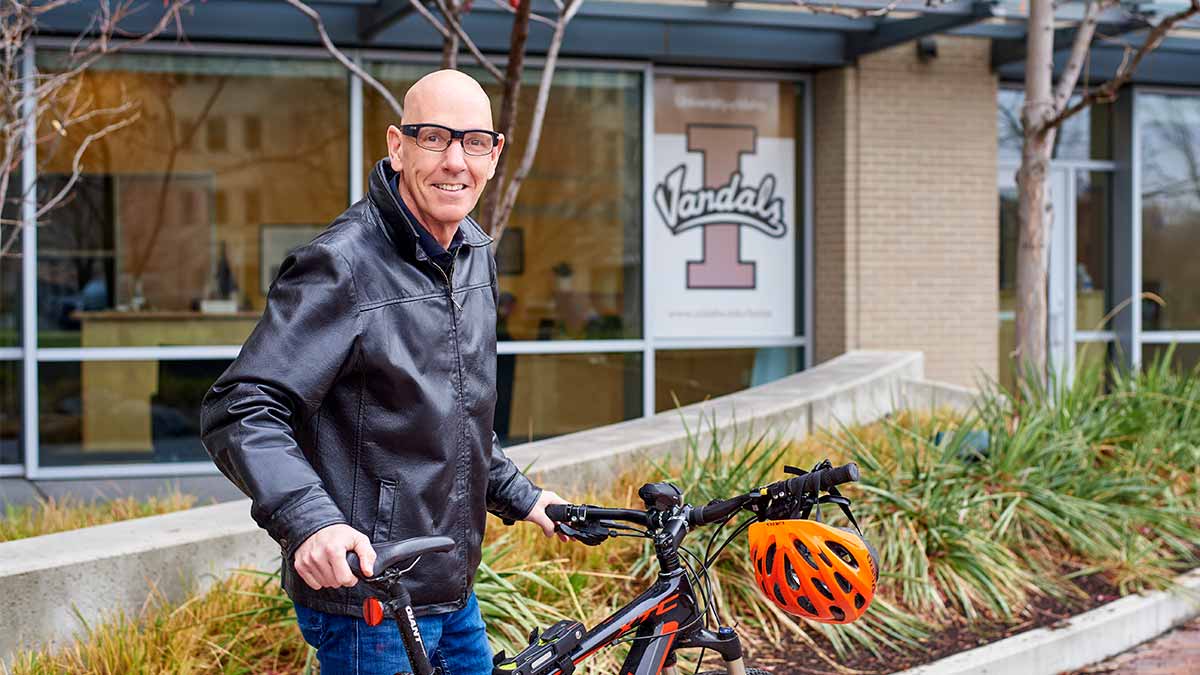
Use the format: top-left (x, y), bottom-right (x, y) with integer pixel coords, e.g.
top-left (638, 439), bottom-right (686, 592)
top-left (386, 125), bottom-right (404, 171)
top-left (486, 133), bottom-right (505, 180)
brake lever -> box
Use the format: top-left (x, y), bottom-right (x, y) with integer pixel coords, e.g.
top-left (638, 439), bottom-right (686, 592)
top-left (555, 521), bottom-right (612, 546)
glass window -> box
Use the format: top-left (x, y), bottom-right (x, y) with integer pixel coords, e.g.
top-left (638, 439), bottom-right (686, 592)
top-left (1, 360), bottom-right (19, 464)
top-left (38, 359), bottom-right (230, 467)
top-left (1142, 343), bottom-right (1200, 375)
top-left (997, 88), bottom-right (1112, 162)
top-left (35, 52), bottom-right (349, 348)
top-left (495, 352), bottom-right (642, 446)
top-left (654, 348), bottom-right (801, 413)
top-left (1, 169), bottom-right (20, 347)
top-left (364, 64), bottom-right (644, 341)
top-left (1140, 92), bottom-right (1200, 331)
top-left (998, 170), bottom-right (1018, 392)
top-left (1076, 171), bottom-right (1113, 330)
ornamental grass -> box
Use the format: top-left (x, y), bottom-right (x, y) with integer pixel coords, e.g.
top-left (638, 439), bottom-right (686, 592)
top-left (8, 348), bottom-right (1200, 674)
top-left (0, 490), bottom-right (198, 543)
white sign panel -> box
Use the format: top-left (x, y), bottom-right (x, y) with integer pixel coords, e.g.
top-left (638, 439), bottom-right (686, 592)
top-left (651, 78), bottom-right (796, 339)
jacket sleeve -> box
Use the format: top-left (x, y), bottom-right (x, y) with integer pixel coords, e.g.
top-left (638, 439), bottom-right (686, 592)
top-left (486, 431), bottom-right (542, 524)
top-left (200, 242), bottom-right (359, 559)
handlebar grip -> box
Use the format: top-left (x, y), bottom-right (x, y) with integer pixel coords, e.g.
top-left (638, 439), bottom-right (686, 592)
top-left (788, 462), bottom-right (860, 495)
top-left (545, 503), bottom-right (571, 522)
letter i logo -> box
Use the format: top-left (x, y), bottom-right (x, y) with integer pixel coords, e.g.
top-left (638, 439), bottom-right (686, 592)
top-left (687, 125), bottom-right (756, 289)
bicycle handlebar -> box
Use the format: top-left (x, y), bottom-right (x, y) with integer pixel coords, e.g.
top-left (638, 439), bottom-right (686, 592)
top-left (544, 504), bottom-right (648, 525)
top-left (546, 462), bottom-right (861, 530)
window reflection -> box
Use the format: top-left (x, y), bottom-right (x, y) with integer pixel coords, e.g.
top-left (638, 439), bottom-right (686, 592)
top-left (1142, 343), bottom-right (1200, 375)
top-left (364, 65), bottom-right (643, 341)
top-left (654, 348), bottom-right (800, 413)
top-left (35, 53), bottom-right (349, 348)
top-left (0, 360), bottom-right (19, 464)
top-left (38, 359), bottom-right (229, 467)
top-left (1076, 172), bottom-right (1112, 331)
top-left (1, 170), bottom-right (19, 347)
top-left (997, 88), bottom-right (1111, 162)
top-left (997, 171), bottom-right (1019, 392)
top-left (1140, 93), bottom-right (1200, 331)
top-left (495, 352), bottom-right (642, 446)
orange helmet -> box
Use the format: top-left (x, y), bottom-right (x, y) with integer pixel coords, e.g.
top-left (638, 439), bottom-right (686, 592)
top-left (748, 519), bottom-right (878, 624)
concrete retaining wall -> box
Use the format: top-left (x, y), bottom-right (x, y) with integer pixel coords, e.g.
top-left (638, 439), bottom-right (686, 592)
top-left (890, 568), bottom-right (1200, 675)
top-left (0, 350), bottom-right (941, 663)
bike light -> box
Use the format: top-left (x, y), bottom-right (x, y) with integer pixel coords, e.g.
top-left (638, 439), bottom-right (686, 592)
top-left (363, 597), bottom-right (384, 626)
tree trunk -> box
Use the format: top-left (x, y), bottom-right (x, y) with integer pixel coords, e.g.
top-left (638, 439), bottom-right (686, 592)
top-left (481, 0), bottom-right (532, 236)
top-left (1014, 0), bottom-right (1059, 384)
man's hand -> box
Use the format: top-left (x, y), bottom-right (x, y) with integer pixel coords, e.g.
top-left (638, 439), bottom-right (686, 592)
top-left (293, 524), bottom-right (376, 590)
top-left (525, 490), bottom-right (571, 543)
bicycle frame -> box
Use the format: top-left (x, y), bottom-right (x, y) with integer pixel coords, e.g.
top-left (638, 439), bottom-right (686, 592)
top-left (507, 570), bottom-right (746, 675)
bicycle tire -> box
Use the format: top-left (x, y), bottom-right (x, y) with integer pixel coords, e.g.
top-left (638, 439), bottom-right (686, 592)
top-left (697, 668), bottom-right (771, 675)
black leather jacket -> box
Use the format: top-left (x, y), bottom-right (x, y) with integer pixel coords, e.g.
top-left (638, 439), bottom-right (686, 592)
top-left (200, 159), bottom-right (542, 617)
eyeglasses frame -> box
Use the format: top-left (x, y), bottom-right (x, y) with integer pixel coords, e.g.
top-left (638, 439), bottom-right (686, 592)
top-left (400, 123), bottom-right (502, 156)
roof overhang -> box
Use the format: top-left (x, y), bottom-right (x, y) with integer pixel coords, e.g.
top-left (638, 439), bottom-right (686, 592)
top-left (32, 0), bottom-right (1200, 83)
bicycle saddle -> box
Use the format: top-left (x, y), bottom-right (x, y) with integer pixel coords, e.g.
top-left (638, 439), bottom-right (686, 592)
top-left (348, 536), bottom-right (455, 579)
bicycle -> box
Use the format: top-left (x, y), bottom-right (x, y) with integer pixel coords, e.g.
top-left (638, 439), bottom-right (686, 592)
top-left (348, 459), bottom-right (874, 675)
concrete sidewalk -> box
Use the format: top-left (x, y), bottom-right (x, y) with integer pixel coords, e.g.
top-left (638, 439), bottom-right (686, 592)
top-left (1070, 618), bottom-right (1200, 674)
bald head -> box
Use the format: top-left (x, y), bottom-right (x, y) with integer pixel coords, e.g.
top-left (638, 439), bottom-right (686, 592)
top-left (386, 69), bottom-right (504, 241)
top-left (402, 69), bottom-right (494, 129)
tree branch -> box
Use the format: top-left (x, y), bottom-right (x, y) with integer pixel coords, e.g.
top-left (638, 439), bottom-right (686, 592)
top-left (1051, 0), bottom-right (1109, 114)
top-left (283, 0), bottom-right (405, 118)
top-left (407, 0), bottom-right (451, 39)
top-left (433, 0), bottom-right (504, 81)
top-left (32, 106), bottom-right (140, 222)
top-left (492, 0), bottom-right (578, 246)
top-left (1044, 0), bottom-right (1200, 133)
top-left (488, 0), bottom-right (557, 27)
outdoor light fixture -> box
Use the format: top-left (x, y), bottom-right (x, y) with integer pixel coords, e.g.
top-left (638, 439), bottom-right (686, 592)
top-left (917, 36), bottom-right (938, 62)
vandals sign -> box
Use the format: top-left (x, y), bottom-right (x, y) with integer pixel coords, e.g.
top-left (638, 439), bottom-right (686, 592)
top-left (652, 77), bottom-right (796, 338)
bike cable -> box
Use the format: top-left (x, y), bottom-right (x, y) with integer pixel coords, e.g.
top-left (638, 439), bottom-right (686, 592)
top-left (704, 514), bottom-right (757, 569)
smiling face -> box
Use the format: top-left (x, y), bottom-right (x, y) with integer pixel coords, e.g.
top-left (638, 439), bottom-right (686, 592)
top-left (387, 70), bottom-right (504, 233)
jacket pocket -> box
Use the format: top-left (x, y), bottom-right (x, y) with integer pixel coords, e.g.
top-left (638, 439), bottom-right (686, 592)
top-left (372, 479), bottom-right (397, 542)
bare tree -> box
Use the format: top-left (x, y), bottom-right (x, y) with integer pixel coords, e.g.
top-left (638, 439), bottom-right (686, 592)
top-left (1015, 0), bottom-right (1199, 382)
top-left (286, 0), bottom-right (584, 252)
top-left (0, 0), bottom-right (193, 258)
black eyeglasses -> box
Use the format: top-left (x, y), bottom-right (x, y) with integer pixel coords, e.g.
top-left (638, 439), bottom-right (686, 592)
top-left (400, 124), bottom-right (500, 156)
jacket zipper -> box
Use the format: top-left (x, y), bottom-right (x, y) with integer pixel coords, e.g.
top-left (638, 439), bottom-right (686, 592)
top-left (429, 244), bottom-right (470, 604)
top-left (428, 247), bottom-right (463, 314)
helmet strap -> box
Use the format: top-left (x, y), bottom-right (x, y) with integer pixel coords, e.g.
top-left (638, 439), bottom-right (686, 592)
top-left (799, 488), bottom-right (864, 537)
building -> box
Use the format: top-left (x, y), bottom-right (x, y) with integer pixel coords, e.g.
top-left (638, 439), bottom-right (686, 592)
top-left (1, 0), bottom-right (1198, 482)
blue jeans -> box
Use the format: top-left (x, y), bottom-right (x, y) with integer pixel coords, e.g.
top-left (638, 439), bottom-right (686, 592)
top-left (294, 593), bottom-right (493, 675)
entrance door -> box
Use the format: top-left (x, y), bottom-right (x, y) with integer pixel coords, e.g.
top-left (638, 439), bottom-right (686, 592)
top-left (1046, 166), bottom-right (1074, 381)
top-left (997, 165), bottom-right (1075, 388)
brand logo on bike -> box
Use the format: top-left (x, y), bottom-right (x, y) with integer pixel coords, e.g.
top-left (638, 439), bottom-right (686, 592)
top-left (653, 124), bottom-right (788, 290)
top-left (406, 606), bottom-right (423, 646)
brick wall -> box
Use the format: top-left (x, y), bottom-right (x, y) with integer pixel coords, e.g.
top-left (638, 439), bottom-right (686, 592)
top-left (813, 36), bottom-right (999, 387)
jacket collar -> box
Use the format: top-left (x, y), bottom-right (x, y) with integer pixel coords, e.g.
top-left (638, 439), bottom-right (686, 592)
top-left (368, 158), bottom-right (493, 261)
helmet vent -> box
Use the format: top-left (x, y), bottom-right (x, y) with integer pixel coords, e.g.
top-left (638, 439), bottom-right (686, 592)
top-left (765, 543), bottom-right (777, 572)
top-left (798, 596), bottom-right (817, 615)
top-left (854, 593), bottom-right (866, 609)
top-left (812, 577), bottom-right (835, 601)
top-left (784, 557), bottom-right (802, 591)
top-left (826, 541), bottom-right (859, 569)
top-left (773, 583), bottom-right (787, 607)
top-left (793, 541), bottom-right (819, 571)
top-left (830, 606), bottom-right (846, 622)
top-left (819, 552), bottom-right (833, 566)
top-left (834, 572), bottom-right (853, 594)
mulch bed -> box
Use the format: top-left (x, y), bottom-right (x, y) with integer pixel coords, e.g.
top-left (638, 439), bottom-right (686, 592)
top-left (728, 573), bottom-right (1122, 674)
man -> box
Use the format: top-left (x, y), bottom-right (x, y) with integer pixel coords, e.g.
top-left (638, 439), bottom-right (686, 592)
top-left (201, 70), bottom-right (565, 675)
